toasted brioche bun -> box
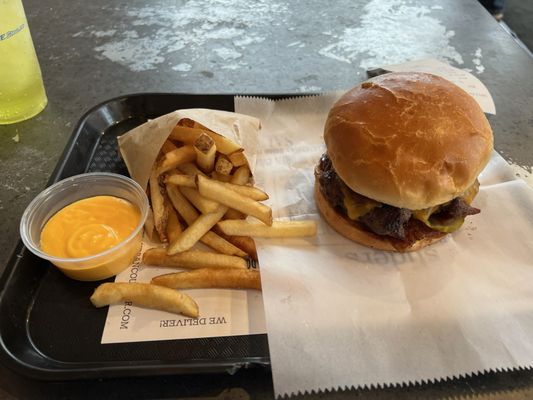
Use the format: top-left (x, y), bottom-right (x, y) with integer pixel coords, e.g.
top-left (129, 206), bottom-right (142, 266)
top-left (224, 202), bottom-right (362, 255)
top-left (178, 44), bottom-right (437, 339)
top-left (324, 72), bottom-right (493, 210)
top-left (314, 183), bottom-right (446, 252)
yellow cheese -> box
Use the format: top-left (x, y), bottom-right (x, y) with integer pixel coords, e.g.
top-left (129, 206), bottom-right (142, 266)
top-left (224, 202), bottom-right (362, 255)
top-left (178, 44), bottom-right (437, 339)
top-left (342, 186), bottom-right (379, 220)
top-left (461, 179), bottom-right (479, 205)
top-left (412, 206), bottom-right (439, 223)
top-left (341, 180), bottom-right (479, 234)
top-left (41, 195), bottom-right (141, 258)
top-left (412, 180), bottom-right (479, 233)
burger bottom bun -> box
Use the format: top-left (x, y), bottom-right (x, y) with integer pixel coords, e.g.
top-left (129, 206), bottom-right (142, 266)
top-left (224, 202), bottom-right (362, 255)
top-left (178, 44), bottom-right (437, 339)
top-left (314, 182), bottom-right (446, 253)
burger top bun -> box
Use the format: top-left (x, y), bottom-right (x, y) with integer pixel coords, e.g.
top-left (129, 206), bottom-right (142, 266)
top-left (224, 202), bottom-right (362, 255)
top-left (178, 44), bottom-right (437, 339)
top-left (324, 72), bottom-right (493, 210)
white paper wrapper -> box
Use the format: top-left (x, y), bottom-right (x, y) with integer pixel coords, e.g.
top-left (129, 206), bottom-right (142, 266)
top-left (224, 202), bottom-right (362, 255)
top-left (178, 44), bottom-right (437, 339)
top-left (101, 109), bottom-right (266, 344)
top-left (235, 94), bottom-right (533, 397)
top-left (117, 108), bottom-right (261, 189)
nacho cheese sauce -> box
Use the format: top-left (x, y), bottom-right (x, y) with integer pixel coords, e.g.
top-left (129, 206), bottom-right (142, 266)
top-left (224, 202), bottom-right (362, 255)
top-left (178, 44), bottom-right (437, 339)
top-left (40, 196), bottom-right (141, 259)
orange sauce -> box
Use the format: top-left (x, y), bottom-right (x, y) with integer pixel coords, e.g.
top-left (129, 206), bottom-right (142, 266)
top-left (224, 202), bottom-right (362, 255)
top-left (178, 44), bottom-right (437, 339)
top-left (40, 196), bottom-right (140, 258)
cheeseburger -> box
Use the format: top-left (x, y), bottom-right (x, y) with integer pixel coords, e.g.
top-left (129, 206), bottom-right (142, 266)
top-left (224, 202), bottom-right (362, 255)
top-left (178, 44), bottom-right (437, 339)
top-left (315, 72), bottom-right (493, 252)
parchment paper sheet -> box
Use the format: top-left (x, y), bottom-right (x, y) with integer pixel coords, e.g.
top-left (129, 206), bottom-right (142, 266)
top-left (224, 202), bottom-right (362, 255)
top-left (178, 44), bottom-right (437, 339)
top-left (101, 109), bottom-right (266, 343)
top-left (235, 94), bottom-right (533, 397)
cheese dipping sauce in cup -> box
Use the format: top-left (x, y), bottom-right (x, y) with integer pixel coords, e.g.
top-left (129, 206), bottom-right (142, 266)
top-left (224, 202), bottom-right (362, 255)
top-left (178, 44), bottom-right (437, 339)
top-left (40, 196), bottom-right (141, 259)
top-left (20, 173), bottom-right (149, 281)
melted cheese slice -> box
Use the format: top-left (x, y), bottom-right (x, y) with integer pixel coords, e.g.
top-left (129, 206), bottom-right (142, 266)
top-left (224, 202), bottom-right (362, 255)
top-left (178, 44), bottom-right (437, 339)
top-left (342, 180), bottom-right (479, 234)
top-left (342, 186), bottom-right (379, 220)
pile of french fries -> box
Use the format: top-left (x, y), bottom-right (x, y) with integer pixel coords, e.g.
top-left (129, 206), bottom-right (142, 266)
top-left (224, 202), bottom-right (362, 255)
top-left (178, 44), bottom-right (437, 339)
top-left (91, 119), bottom-right (317, 318)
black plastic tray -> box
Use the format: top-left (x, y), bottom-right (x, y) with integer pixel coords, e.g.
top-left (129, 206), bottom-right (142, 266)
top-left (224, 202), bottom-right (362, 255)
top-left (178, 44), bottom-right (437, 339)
top-left (0, 93), bottom-right (272, 380)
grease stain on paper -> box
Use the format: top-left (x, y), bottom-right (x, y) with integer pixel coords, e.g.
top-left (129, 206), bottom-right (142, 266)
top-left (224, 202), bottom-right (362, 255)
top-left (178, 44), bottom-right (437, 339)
top-left (318, 0), bottom-right (463, 69)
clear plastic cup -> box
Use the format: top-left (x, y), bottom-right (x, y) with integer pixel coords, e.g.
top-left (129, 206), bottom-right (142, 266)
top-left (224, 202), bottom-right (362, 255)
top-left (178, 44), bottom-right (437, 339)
top-left (20, 173), bottom-right (148, 281)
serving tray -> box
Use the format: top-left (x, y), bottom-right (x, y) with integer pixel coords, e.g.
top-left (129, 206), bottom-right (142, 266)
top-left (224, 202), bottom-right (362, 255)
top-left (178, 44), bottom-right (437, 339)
top-left (0, 93), bottom-right (274, 380)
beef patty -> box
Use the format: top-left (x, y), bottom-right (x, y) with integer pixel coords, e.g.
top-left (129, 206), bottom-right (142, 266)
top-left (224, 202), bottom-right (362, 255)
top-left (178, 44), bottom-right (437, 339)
top-left (315, 153), bottom-right (479, 244)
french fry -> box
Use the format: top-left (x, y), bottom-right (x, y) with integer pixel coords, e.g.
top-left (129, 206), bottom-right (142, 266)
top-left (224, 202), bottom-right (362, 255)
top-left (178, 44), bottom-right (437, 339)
top-left (199, 231), bottom-right (247, 257)
top-left (168, 125), bottom-right (204, 144)
top-left (166, 206), bottom-right (182, 244)
top-left (223, 165), bottom-right (252, 220)
top-left (166, 184), bottom-right (199, 224)
top-left (226, 236), bottom-right (258, 261)
top-left (158, 145), bottom-right (196, 174)
top-left (143, 248), bottom-right (247, 269)
top-left (165, 173), bottom-right (196, 188)
top-left (149, 167), bottom-right (169, 242)
top-left (218, 220), bottom-right (317, 238)
top-left (178, 162), bottom-right (207, 177)
top-left (211, 171), bottom-right (231, 182)
top-left (205, 175), bottom-right (267, 200)
top-left (180, 186), bottom-right (220, 214)
top-left (224, 209), bottom-right (246, 220)
top-left (90, 282), bottom-right (199, 318)
top-left (167, 205), bottom-right (228, 255)
top-left (204, 130), bottom-right (243, 155)
top-left (212, 226), bottom-right (258, 261)
top-left (166, 184), bottom-right (247, 257)
top-left (161, 140), bottom-right (178, 154)
top-left (194, 133), bottom-right (216, 173)
top-left (221, 182), bottom-right (268, 201)
top-left (228, 150), bottom-right (248, 167)
top-left (231, 165), bottom-right (251, 185)
top-left (215, 155), bottom-right (233, 176)
top-left (152, 268), bottom-right (261, 290)
top-left (179, 119), bottom-right (195, 128)
top-left (167, 205), bottom-right (227, 254)
top-left (197, 175), bottom-right (272, 226)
